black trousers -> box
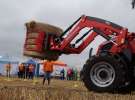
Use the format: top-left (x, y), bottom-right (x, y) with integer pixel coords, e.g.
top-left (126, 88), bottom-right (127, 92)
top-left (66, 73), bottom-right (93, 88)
top-left (29, 72), bottom-right (33, 79)
top-left (18, 71), bottom-right (24, 78)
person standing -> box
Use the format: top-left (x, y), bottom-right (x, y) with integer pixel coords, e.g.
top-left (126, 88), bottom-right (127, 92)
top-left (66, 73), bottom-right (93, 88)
top-left (74, 69), bottom-right (78, 81)
top-left (18, 63), bottom-right (25, 78)
top-left (25, 64), bottom-right (29, 79)
top-left (60, 68), bottom-right (65, 80)
top-left (28, 64), bottom-right (34, 79)
top-left (43, 60), bottom-right (53, 85)
top-left (67, 68), bottom-right (72, 80)
top-left (5, 62), bottom-right (11, 77)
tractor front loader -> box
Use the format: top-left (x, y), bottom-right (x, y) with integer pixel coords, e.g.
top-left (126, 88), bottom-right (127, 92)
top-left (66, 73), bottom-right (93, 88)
top-left (23, 15), bottom-right (135, 92)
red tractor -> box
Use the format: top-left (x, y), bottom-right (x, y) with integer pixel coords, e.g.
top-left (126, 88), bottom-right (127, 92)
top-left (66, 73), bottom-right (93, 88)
top-left (24, 15), bottom-right (135, 92)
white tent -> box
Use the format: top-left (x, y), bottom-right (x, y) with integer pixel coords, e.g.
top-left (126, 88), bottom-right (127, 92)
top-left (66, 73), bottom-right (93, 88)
top-left (0, 56), bottom-right (19, 75)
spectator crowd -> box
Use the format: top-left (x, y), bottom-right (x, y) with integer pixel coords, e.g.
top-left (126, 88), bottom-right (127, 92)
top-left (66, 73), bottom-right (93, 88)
top-left (4, 62), bottom-right (81, 82)
top-left (60, 68), bottom-right (80, 81)
top-left (18, 63), bottom-right (35, 79)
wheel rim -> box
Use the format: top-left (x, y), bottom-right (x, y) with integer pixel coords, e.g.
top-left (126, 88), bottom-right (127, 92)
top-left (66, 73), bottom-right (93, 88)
top-left (90, 62), bottom-right (115, 87)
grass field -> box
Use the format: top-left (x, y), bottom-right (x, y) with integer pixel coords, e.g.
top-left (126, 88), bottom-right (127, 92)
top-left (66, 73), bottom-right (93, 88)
top-left (0, 77), bottom-right (135, 100)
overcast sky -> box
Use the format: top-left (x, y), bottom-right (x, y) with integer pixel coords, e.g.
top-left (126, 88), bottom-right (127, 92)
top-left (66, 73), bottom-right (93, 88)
top-left (0, 0), bottom-right (135, 67)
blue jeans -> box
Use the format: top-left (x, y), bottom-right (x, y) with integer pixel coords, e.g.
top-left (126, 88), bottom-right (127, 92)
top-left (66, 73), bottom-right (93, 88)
top-left (43, 71), bottom-right (51, 85)
top-left (44, 71), bottom-right (51, 80)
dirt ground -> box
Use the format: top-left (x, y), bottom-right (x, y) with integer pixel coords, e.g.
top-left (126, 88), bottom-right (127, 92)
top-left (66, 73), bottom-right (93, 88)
top-left (0, 77), bottom-right (135, 100)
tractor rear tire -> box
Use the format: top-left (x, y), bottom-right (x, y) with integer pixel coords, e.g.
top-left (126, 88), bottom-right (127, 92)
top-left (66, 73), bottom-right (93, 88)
top-left (82, 55), bottom-right (128, 92)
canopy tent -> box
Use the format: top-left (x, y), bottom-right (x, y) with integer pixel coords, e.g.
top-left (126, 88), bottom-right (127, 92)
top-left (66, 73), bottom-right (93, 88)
top-left (22, 59), bottom-right (37, 68)
top-left (22, 59), bottom-right (39, 76)
top-left (25, 59), bottom-right (37, 65)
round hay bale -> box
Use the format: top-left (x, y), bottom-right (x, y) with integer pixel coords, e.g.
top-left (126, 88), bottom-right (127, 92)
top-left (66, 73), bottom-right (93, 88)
top-left (27, 33), bottom-right (39, 38)
top-left (25, 21), bottom-right (63, 35)
top-left (25, 45), bottom-right (36, 49)
top-left (26, 39), bottom-right (35, 44)
top-left (24, 21), bottom-right (63, 60)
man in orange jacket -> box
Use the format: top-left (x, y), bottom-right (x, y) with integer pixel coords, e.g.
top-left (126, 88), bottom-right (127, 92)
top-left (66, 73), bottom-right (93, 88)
top-left (43, 60), bottom-right (53, 85)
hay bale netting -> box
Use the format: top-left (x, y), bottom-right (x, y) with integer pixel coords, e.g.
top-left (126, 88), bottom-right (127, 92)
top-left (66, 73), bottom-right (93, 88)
top-left (24, 21), bottom-right (63, 60)
top-left (25, 21), bottom-right (63, 35)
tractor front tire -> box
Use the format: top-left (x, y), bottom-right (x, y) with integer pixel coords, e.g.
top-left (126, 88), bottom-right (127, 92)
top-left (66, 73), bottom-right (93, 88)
top-left (83, 55), bottom-right (128, 92)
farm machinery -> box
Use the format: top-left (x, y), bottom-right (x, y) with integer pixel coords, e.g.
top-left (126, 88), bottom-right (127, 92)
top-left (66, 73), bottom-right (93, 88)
top-left (24, 15), bottom-right (135, 92)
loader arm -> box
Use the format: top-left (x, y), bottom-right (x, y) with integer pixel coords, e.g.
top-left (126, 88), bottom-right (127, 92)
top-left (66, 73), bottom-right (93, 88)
top-left (50, 15), bottom-right (127, 54)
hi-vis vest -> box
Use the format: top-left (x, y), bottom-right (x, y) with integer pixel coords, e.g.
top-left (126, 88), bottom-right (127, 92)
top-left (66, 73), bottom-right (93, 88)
top-left (43, 61), bottom-right (53, 72)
